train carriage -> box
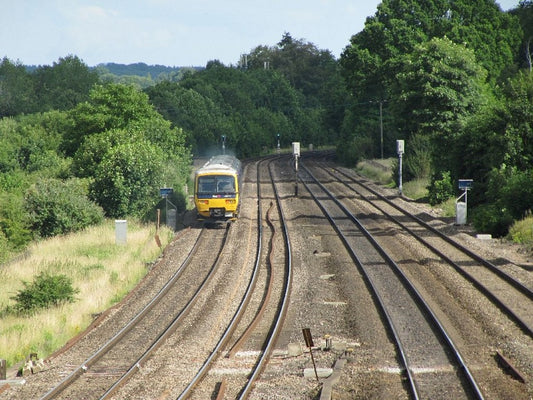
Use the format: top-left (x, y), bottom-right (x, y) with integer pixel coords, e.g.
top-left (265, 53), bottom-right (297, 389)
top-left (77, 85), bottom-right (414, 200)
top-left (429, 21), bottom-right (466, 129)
top-left (194, 155), bottom-right (242, 220)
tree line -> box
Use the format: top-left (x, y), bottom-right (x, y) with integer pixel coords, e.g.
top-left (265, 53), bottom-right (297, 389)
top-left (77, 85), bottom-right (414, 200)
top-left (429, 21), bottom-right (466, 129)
top-left (0, 0), bottom-right (532, 264)
top-left (338, 0), bottom-right (533, 236)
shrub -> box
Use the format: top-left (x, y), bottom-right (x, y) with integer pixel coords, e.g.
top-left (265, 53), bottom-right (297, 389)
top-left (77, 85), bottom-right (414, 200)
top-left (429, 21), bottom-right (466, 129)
top-left (471, 203), bottom-right (514, 237)
top-left (336, 135), bottom-right (374, 166)
top-left (508, 214), bottom-right (533, 244)
top-left (25, 178), bottom-right (104, 238)
top-left (404, 133), bottom-right (431, 180)
top-left (89, 141), bottom-right (164, 218)
top-left (10, 272), bottom-right (79, 315)
top-left (427, 171), bottom-right (454, 206)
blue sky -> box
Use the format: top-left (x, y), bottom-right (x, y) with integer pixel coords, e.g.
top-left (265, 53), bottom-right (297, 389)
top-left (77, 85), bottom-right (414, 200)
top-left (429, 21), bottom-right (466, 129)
top-left (0, 0), bottom-right (521, 67)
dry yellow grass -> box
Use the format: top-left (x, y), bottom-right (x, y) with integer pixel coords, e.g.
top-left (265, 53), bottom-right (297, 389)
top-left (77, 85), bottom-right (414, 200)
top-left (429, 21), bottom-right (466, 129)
top-left (0, 219), bottom-right (173, 369)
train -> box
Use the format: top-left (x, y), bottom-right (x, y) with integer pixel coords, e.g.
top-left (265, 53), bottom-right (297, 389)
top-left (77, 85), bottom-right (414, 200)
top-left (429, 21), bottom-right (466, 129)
top-left (194, 155), bottom-right (242, 221)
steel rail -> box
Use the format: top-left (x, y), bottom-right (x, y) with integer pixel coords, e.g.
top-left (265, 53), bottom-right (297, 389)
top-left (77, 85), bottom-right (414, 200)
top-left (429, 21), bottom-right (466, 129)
top-left (101, 226), bottom-right (232, 399)
top-left (328, 163), bottom-right (533, 299)
top-left (300, 162), bottom-right (485, 400)
top-left (318, 162), bottom-right (533, 338)
top-left (40, 227), bottom-right (213, 400)
top-left (236, 157), bottom-right (293, 399)
top-left (176, 159), bottom-right (265, 399)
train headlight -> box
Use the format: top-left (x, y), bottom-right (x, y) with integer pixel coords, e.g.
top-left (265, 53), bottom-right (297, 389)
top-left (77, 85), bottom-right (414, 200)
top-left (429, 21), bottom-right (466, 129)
top-left (225, 199), bottom-right (236, 205)
top-left (199, 200), bottom-right (209, 205)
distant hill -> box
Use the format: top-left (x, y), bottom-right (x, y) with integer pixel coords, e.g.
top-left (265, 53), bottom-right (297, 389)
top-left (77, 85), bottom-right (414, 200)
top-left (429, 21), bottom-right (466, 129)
top-left (94, 62), bottom-right (203, 88)
top-left (97, 62), bottom-right (201, 77)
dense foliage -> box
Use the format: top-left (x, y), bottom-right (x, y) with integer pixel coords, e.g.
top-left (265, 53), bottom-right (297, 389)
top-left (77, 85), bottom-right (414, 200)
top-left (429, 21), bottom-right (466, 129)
top-left (146, 35), bottom-right (347, 158)
top-left (95, 63), bottom-right (200, 89)
top-left (0, 71), bottom-right (191, 263)
top-left (0, 0), bottom-right (532, 260)
top-left (339, 0), bottom-right (533, 236)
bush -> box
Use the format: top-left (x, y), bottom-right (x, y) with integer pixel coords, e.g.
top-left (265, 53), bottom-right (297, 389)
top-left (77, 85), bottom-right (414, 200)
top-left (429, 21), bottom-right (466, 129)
top-left (336, 135), bottom-right (374, 166)
top-left (10, 272), bottom-right (79, 315)
top-left (25, 178), bottom-right (104, 237)
top-left (427, 171), bottom-right (454, 206)
top-left (471, 203), bottom-right (514, 237)
top-left (90, 141), bottom-right (164, 218)
top-left (404, 133), bottom-right (431, 180)
top-left (508, 214), bottom-right (533, 244)
top-left (0, 192), bottom-right (32, 249)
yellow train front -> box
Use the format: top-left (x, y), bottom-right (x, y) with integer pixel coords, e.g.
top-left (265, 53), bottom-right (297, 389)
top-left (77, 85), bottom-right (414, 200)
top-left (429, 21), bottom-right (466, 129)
top-left (194, 155), bottom-right (242, 221)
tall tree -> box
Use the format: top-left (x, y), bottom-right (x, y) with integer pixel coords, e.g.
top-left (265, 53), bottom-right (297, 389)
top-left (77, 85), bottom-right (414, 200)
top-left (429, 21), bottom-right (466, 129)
top-left (33, 55), bottom-right (99, 111)
top-left (0, 57), bottom-right (35, 117)
top-left (340, 0), bottom-right (521, 160)
top-left (392, 37), bottom-right (489, 174)
top-left (511, 0), bottom-right (533, 71)
top-left (62, 83), bottom-right (161, 156)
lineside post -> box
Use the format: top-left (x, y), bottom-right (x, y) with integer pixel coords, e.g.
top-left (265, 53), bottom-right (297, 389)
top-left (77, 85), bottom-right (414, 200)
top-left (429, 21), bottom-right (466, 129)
top-left (0, 359), bottom-right (6, 380)
top-left (293, 142), bottom-right (300, 197)
top-left (396, 140), bottom-right (404, 196)
top-left (302, 328), bottom-right (319, 381)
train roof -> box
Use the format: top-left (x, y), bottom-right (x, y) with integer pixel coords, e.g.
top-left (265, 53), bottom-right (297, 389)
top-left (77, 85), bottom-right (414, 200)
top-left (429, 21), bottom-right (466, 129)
top-left (195, 155), bottom-right (241, 176)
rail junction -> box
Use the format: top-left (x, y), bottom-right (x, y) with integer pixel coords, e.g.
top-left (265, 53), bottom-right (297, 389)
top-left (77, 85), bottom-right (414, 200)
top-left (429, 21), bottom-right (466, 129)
top-left (2, 153), bottom-right (532, 399)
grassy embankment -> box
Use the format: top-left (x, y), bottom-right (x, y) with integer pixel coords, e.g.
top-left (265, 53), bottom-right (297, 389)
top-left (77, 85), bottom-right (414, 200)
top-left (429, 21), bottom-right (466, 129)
top-left (0, 220), bottom-right (173, 370)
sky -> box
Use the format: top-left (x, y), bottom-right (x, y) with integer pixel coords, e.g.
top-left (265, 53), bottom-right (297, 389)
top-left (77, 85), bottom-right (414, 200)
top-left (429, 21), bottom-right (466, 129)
top-left (0, 0), bottom-right (522, 68)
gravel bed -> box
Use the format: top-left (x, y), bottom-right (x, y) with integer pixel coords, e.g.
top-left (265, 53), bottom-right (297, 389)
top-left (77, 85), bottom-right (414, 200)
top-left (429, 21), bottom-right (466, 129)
top-left (3, 156), bottom-right (532, 399)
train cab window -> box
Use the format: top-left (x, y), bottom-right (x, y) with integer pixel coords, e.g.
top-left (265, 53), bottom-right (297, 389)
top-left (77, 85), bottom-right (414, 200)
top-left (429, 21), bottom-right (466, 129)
top-left (198, 177), bottom-right (216, 193)
top-left (198, 176), bottom-right (235, 194)
top-left (217, 177), bottom-right (235, 193)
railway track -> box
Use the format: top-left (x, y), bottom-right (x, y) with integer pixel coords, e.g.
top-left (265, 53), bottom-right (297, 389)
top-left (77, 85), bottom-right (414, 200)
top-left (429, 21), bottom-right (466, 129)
top-left (177, 157), bottom-right (293, 399)
top-left (3, 153), bottom-right (531, 399)
top-left (39, 226), bottom-right (229, 399)
top-left (311, 161), bottom-right (533, 338)
top-left (299, 161), bottom-right (484, 399)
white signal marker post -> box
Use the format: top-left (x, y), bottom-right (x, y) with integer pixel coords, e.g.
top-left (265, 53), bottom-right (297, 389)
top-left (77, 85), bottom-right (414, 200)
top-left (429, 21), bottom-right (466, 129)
top-left (397, 140), bottom-right (404, 196)
top-left (456, 179), bottom-right (473, 225)
top-left (293, 142), bottom-right (300, 197)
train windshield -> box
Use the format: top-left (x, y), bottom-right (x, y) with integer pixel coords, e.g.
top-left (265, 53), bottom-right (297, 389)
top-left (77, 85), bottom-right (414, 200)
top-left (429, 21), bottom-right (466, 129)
top-left (198, 175), bottom-right (236, 194)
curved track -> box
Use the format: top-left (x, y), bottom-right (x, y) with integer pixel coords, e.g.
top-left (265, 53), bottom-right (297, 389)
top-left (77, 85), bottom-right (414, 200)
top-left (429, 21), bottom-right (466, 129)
top-left (40, 226), bottom-right (228, 399)
top-left (177, 157), bottom-right (293, 399)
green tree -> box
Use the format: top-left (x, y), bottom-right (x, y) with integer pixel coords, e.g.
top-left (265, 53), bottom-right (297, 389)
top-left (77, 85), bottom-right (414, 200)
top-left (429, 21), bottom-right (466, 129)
top-left (146, 82), bottom-right (224, 155)
top-left (510, 1), bottom-right (533, 71)
top-left (340, 0), bottom-right (521, 161)
top-left (501, 71), bottom-right (533, 169)
top-left (33, 55), bottom-right (99, 112)
top-left (245, 33), bottom-right (347, 141)
top-left (89, 140), bottom-right (165, 218)
top-left (391, 37), bottom-right (488, 173)
top-left (25, 178), bottom-right (104, 238)
top-left (0, 57), bottom-right (35, 117)
top-left (63, 83), bottom-right (161, 156)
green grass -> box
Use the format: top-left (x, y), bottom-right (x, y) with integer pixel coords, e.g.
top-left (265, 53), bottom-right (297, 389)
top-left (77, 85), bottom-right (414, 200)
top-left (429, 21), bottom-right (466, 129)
top-left (402, 178), bottom-right (429, 201)
top-left (355, 159), bottom-right (458, 217)
top-left (0, 220), bottom-right (173, 369)
top-left (508, 214), bottom-right (533, 245)
top-left (355, 158), bottom-right (395, 186)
